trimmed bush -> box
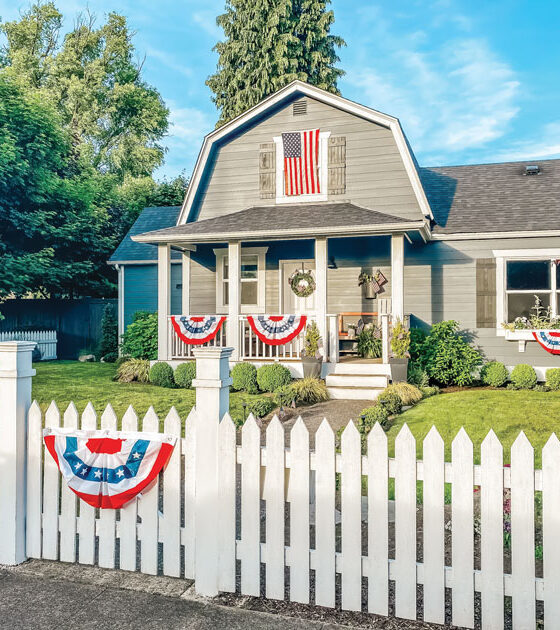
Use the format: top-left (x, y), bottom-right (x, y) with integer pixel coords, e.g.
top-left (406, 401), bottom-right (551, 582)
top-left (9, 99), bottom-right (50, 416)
top-left (384, 382), bottom-right (423, 406)
top-left (257, 364), bottom-right (291, 392)
top-left (120, 311), bottom-right (158, 360)
top-left (290, 377), bottom-right (329, 405)
top-left (420, 385), bottom-right (440, 398)
top-left (149, 362), bottom-right (175, 388)
top-left (481, 361), bottom-right (509, 387)
top-left (102, 351), bottom-right (118, 363)
top-left (116, 358), bottom-right (150, 383)
top-left (248, 398), bottom-right (275, 419)
top-left (377, 390), bottom-right (403, 415)
top-left (231, 362), bottom-right (258, 393)
top-left (97, 304), bottom-right (118, 359)
top-left (510, 364), bottom-right (537, 390)
top-left (360, 404), bottom-right (390, 429)
top-left (175, 362), bottom-right (196, 388)
top-left (534, 384), bottom-right (550, 393)
top-left (546, 368), bottom-right (560, 391)
top-left (274, 384), bottom-right (296, 407)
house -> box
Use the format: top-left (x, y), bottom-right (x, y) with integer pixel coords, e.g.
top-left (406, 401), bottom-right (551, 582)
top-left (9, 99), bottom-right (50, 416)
top-left (109, 80), bottom-right (560, 396)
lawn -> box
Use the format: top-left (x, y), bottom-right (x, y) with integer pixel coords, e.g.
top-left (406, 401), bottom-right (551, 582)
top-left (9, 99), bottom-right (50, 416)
top-left (388, 388), bottom-right (560, 466)
top-left (32, 361), bottom-right (265, 425)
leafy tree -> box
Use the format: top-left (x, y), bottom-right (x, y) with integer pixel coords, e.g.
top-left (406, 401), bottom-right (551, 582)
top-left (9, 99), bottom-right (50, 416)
top-left (207, 0), bottom-right (345, 126)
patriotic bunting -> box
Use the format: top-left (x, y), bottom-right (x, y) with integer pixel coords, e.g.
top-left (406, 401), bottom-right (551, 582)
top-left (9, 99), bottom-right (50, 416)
top-left (532, 330), bottom-right (560, 355)
top-left (247, 315), bottom-right (307, 346)
top-left (43, 428), bottom-right (176, 509)
top-left (171, 315), bottom-right (226, 345)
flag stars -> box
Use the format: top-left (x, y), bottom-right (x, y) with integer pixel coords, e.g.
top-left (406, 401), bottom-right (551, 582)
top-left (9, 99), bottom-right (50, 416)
top-left (132, 452), bottom-right (141, 460)
top-left (74, 462), bottom-right (82, 470)
top-left (80, 467), bottom-right (89, 476)
top-left (93, 470), bottom-right (102, 479)
top-left (116, 469), bottom-right (125, 478)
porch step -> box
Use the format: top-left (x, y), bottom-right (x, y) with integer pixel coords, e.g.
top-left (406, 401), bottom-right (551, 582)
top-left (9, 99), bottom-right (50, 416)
top-left (327, 386), bottom-right (385, 401)
top-left (331, 362), bottom-right (391, 376)
top-left (326, 373), bottom-right (389, 389)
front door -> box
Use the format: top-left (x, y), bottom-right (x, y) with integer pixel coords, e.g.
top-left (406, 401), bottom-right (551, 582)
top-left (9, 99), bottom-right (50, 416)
top-left (281, 260), bottom-right (316, 315)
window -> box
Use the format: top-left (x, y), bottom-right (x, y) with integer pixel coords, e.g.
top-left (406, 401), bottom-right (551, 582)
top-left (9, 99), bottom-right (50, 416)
top-left (215, 247), bottom-right (267, 314)
top-left (506, 259), bottom-right (557, 321)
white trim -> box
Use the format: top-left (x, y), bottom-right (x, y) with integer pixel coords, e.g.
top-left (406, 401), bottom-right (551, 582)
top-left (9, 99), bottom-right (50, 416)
top-left (181, 251), bottom-right (190, 315)
top-left (176, 80), bottom-right (432, 224)
top-left (433, 231), bottom-right (560, 241)
top-left (492, 248), bottom-right (560, 258)
top-left (117, 265), bottom-right (124, 345)
top-left (273, 131), bottom-right (330, 204)
top-left (496, 257), bottom-right (506, 336)
top-left (157, 244), bottom-right (171, 361)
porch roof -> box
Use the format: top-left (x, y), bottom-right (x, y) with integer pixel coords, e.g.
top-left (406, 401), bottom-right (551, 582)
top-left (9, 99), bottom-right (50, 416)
top-left (132, 202), bottom-right (428, 244)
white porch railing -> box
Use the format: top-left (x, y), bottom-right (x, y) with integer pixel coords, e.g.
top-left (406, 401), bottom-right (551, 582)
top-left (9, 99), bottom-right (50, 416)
top-left (239, 315), bottom-right (316, 361)
top-left (167, 316), bottom-right (226, 359)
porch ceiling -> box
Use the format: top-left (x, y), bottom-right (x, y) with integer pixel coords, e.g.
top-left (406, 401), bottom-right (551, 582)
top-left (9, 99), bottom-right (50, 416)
top-left (132, 202), bottom-right (429, 245)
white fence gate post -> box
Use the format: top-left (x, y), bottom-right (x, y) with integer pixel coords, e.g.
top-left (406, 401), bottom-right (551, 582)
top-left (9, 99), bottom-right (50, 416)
top-left (0, 341), bottom-right (36, 565)
top-left (192, 346), bottom-right (233, 596)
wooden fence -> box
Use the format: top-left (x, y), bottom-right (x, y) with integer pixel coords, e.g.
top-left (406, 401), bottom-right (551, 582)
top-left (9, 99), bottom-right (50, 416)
top-left (0, 330), bottom-right (57, 360)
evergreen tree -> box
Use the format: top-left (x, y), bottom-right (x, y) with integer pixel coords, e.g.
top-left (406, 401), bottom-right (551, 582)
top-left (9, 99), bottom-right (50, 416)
top-left (207, 0), bottom-right (345, 126)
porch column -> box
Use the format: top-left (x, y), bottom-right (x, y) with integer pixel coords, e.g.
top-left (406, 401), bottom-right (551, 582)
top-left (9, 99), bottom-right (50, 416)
top-left (181, 251), bottom-right (191, 314)
top-left (315, 237), bottom-right (328, 360)
top-left (227, 241), bottom-right (241, 361)
top-left (157, 243), bottom-right (171, 360)
top-left (391, 234), bottom-right (405, 322)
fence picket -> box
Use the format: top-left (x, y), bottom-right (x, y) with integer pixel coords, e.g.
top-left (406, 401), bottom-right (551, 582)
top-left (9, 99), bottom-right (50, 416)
top-left (138, 407), bottom-right (160, 576)
top-left (394, 424), bottom-right (417, 620)
top-left (511, 432), bottom-right (535, 629)
top-left (264, 416), bottom-right (285, 600)
top-left (162, 407), bottom-right (182, 578)
top-left (43, 402), bottom-right (61, 560)
top-left (26, 401), bottom-right (43, 560)
top-left (341, 420), bottom-right (362, 611)
top-left (241, 414), bottom-right (261, 596)
top-left (119, 405), bottom-right (139, 571)
top-left (423, 426), bottom-right (445, 624)
top-left (184, 407), bottom-right (196, 579)
top-left (59, 403), bottom-right (79, 563)
top-left (289, 417), bottom-right (310, 604)
top-left (218, 413), bottom-right (237, 592)
top-left (315, 418), bottom-right (336, 608)
top-left (79, 403), bottom-right (97, 565)
top-left (480, 430), bottom-right (504, 630)
top-left (543, 433), bottom-right (560, 628)
top-left (98, 404), bottom-right (118, 569)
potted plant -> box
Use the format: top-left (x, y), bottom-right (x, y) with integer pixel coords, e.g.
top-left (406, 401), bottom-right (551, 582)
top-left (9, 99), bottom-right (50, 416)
top-left (358, 272), bottom-right (377, 299)
top-left (347, 323), bottom-right (357, 339)
top-left (356, 324), bottom-right (382, 358)
top-left (301, 321), bottom-right (323, 378)
top-left (389, 318), bottom-right (410, 382)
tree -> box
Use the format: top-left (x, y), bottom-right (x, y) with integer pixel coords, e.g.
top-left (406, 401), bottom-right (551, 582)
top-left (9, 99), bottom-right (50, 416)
top-left (207, 0), bottom-right (345, 126)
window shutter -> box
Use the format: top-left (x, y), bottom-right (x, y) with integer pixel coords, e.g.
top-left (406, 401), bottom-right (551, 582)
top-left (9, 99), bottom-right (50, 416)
top-left (259, 143), bottom-right (276, 199)
top-left (476, 258), bottom-right (497, 328)
top-left (328, 136), bottom-right (346, 195)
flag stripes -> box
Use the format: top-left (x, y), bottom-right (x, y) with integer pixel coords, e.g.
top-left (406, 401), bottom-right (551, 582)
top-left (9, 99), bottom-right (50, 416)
top-left (282, 129), bottom-right (320, 196)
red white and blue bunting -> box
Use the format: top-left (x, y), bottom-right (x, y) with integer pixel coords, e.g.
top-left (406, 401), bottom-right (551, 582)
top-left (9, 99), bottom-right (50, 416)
top-left (247, 314), bottom-right (307, 346)
top-left (171, 315), bottom-right (226, 345)
top-left (532, 330), bottom-right (560, 355)
top-left (43, 428), bottom-right (176, 509)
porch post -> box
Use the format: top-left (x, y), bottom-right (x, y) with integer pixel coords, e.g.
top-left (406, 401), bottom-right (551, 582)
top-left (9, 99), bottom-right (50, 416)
top-left (227, 241), bottom-right (241, 361)
top-left (391, 234), bottom-right (405, 322)
top-left (181, 251), bottom-right (191, 314)
top-left (157, 243), bottom-right (171, 360)
top-left (315, 237), bottom-right (328, 360)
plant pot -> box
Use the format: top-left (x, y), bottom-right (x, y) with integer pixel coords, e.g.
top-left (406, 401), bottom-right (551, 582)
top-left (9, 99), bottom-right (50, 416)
top-left (365, 281), bottom-right (376, 299)
top-left (389, 357), bottom-right (409, 383)
top-left (347, 327), bottom-right (356, 340)
top-left (302, 356), bottom-right (322, 378)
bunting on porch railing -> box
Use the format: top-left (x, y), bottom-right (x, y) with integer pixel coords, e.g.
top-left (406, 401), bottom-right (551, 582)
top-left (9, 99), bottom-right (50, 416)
top-left (532, 330), bottom-right (560, 355)
top-left (247, 315), bottom-right (307, 345)
top-left (171, 315), bottom-right (226, 345)
top-left (43, 428), bottom-right (176, 509)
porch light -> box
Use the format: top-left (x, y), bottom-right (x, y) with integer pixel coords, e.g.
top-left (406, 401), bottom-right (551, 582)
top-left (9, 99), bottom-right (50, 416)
top-left (328, 256), bottom-right (337, 269)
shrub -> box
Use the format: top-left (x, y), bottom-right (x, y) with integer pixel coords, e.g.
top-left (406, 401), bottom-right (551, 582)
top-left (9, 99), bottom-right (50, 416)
top-left (546, 368), bottom-right (560, 391)
top-left (377, 390), bottom-right (403, 415)
top-left (360, 404), bottom-right (390, 429)
top-left (408, 362), bottom-right (429, 387)
top-left (101, 351), bottom-right (118, 363)
top-left (275, 384), bottom-right (296, 407)
top-left (257, 364), bottom-right (291, 392)
top-left (510, 364), bottom-right (537, 390)
top-left (421, 320), bottom-right (482, 386)
top-left (231, 363), bottom-right (258, 393)
top-left (391, 319), bottom-right (410, 359)
top-left (481, 361), bottom-right (509, 387)
top-left (248, 398), bottom-right (275, 419)
top-left (420, 385), bottom-right (440, 398)
top-left (290, 378), bottom-right (329, 404)
top-left (302, 321), bottom-right (321, 358)
top-left (409, 327), bottom-right (428, 362)
top-left (116, 358), bottom-right (150, 383)
top-left (357, 326), bottom-right (382, 358)
top-left (97, 304), bottom-right (118, 359)
top-left (149, 361), bottom-right (175, 388)
top-left (384, 382), bottom-right (423, 406)
top-left (120, 311), bottom-right (158, 360)
top-left (175, 362), bottom-right (196, 388)
top-left (534, 384), bottom-right (550, 393)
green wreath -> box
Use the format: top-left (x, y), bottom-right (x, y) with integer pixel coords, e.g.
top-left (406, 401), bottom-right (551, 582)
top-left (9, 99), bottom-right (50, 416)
top-left (289, 269), bottom-right (316, 298)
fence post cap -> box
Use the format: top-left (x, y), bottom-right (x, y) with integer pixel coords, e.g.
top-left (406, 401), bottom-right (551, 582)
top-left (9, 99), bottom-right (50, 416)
top-left (0, 341), bottom-right (37, 352)
top-left (192, 346), bottom-right (234, 359)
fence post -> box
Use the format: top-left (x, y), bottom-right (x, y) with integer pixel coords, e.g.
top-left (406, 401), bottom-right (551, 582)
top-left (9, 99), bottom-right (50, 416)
top-left (0, 341), bottom-right (36, 565)
top-left (192, 346), bottom-right (233, 596)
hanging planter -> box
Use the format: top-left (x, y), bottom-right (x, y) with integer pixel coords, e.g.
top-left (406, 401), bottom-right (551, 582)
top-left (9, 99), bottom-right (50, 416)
top-left (358, 270), bottom-right (387, 300)
top-left (289, 265), bottom-right (316, 298)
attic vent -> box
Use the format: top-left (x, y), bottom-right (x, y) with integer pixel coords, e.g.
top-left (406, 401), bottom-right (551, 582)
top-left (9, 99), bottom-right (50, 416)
top-left (525, 164), bottom-right (540, 176)
top-left (292, 99), bottom-right (307, 116)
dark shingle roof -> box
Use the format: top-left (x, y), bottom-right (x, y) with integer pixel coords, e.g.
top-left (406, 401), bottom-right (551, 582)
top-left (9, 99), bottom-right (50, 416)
top-left (109, 206), bottom-right (182, 262)
top-left (134, 202), bottom-right (416, 243)
top-left (421, 159), bottom-right (560, 234)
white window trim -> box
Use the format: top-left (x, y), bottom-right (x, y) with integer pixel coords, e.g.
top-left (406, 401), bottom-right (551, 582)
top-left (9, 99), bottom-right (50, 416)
top-left (493, 248), bottom-right (560, 337)
top-left (273, 130), bottom-right (331, 204)
top-left (214, 246), bottom-right (268, 315)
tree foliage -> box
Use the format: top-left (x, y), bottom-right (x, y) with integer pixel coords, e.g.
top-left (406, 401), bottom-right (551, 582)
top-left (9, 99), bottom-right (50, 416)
top-left (207, 0), bottom-right (345, 125)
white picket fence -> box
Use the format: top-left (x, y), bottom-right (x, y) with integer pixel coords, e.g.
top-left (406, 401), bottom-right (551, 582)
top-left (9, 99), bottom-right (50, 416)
top-left (0, 330), bottom-right (57, 360)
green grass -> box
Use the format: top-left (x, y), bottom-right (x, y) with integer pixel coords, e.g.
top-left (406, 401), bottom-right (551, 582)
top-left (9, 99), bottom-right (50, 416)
top-left (387, 388), bottom-right (560, 466)
top-left (32, 361), bottom-right (266, 425)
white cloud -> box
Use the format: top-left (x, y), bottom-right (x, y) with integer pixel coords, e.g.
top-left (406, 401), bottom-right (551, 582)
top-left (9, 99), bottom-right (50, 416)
top-left (192, 9), bottom-right (222, 40)
top-left (486, 122), bottom-right (560, 163)
top-left (145, 46), bottom-right (192, 78)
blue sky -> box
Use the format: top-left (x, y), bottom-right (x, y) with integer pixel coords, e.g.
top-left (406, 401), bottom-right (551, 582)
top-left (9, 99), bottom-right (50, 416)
top-left (1, 0), bottom-right (559, 179)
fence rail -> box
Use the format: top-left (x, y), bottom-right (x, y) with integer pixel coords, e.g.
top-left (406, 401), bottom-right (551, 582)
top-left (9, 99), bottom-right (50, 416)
top-left (0, 330), bottom-right (57, 360)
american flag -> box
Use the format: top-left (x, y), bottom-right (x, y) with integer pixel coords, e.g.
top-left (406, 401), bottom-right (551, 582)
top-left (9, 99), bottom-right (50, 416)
top-left (282, 129), bottom-right (320, 196)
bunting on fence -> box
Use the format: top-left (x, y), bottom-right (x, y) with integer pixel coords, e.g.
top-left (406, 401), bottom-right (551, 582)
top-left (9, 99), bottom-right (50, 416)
top-left (532, 330), bottom-right (560, 355)
top-left (247, 314), bottom-right (307, 345)
top-left (171, 315), bottom-right (226, 345)
top-left (43, 428), bottom-right (176, 509)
